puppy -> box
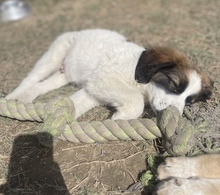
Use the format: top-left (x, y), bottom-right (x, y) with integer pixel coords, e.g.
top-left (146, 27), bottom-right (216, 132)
top-left (155, 154), bottom-right (220, 195)
top-left (6, 29), bottom-right (213, 120)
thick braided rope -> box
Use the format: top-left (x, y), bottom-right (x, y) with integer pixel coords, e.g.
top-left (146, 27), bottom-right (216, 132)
top-left (0, 98), bottom-right (161, 141)
top-left (0, 97), bottom-right (197, 155)
top-left (0, 98), bottom-right (44, 122)
top-left (157, 108), bottom-right (195, 156)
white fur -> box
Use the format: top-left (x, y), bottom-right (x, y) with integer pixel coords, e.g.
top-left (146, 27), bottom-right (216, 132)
top-left (146, 71), bottom-right (202, 114)
top-left (156, 155), bottom-right (220, 195)
top-left (6, 29), bottom-right (202, 119)
top-left (157, 157), bottom-right (198, 180)
top-left (155, 177), bottom-right (220, 195)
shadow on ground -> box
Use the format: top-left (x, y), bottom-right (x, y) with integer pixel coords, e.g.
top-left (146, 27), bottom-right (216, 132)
top-left (0, 132), bottom-right (70, 195)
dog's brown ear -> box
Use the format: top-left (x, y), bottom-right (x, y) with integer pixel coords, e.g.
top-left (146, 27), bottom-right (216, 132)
top-left (135, 50), bottom-right (175, 83)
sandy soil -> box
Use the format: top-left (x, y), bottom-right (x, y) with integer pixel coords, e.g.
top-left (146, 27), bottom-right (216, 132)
top-left (0, 0), bottom-right (219, 194)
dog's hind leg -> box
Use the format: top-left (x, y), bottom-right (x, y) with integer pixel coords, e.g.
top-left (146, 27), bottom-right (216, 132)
top-left (6, 32), bottom-right (75, 100)
top-left (11, 71), bottom-right (68, 103)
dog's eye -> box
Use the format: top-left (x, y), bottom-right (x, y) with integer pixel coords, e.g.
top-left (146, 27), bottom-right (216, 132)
top-left (155, 72), bottom-right (188, 94)
top-left (163, 74), bottom-right (179, 94)
top-left (167, 76), bottom-right (187, 94)
top-left (168, 79), bottom-right (178, 93)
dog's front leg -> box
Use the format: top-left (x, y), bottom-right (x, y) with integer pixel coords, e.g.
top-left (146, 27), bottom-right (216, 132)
top-left (69, 89), bottom-right (100, 119)
top-left (111, 91), bottom-right (144, 120)
top-left (86, 76), bottom-right (145, 120)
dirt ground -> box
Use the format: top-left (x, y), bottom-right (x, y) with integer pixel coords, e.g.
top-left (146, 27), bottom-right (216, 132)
top-left (0, 0), bottom-right (220, 194)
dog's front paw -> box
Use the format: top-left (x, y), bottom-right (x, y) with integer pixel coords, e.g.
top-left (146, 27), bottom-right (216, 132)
top-left (155, 178), bottom-right (187, 195)
top-left (155, 178), bottom-right (205, 195)
top-left (157, 157), bottom-right (196, 180)
top-left (155, 177), bottom-right (220, 195)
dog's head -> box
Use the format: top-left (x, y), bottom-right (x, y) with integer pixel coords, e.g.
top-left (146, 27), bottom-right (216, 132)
top-left (135, 47), bottom-right (213, 114)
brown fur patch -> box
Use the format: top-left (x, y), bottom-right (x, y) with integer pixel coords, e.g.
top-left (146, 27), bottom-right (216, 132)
top-left (150, 47), bottom-right (214, 100)
top-left (136, 47), bottom-right (191, 94)
top-left (145, 47), bottom-right (191, 68)
top-left (135, 47), bottom-right (213, 99)
top-left (196, 154), bottom-right (220, 178)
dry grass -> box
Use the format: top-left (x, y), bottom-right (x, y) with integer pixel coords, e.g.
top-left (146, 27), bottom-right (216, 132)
top-left (0, 0), bottom-right (219, 194)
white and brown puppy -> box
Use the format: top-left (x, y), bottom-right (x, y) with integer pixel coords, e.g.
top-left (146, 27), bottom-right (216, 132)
top-left (155, 154), bottom-right (220, 195)
top-left (6, 29), bottom-right (213, 120)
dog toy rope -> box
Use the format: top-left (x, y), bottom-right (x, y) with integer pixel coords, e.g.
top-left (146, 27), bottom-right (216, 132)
top-left (0, 97), bottom-right (207, 156)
